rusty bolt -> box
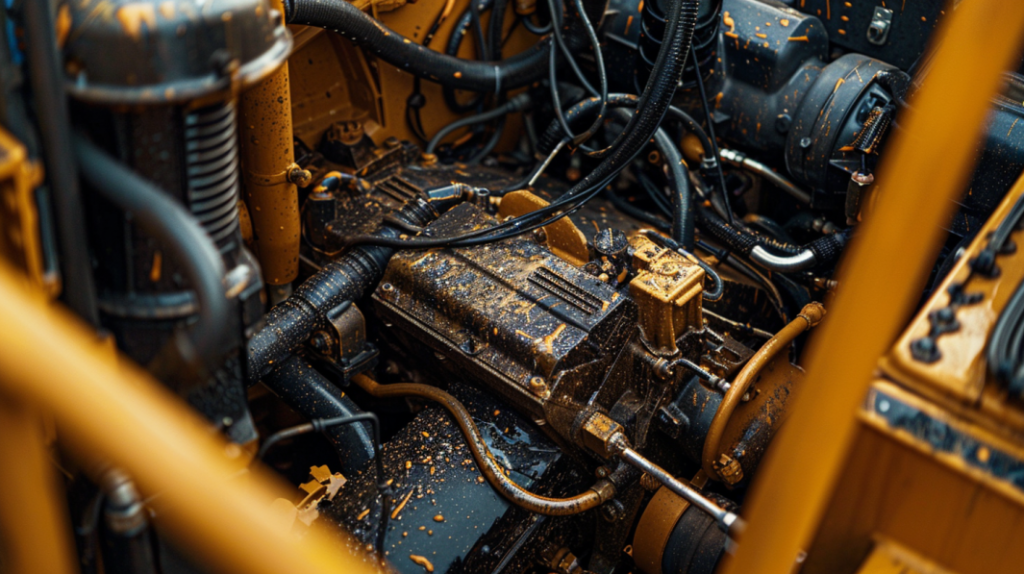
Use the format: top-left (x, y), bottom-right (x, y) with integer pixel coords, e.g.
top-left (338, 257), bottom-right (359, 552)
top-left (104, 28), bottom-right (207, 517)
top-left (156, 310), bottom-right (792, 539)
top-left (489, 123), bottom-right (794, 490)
top-left (528, 376), bottom-right (549, 398)
top-left (420, 152), bottom-right (438, 166)
top-left (287, 166), bottom-right (313, 187)
top-left (594, 466), bottom-right (610, 479)
top-left (639, 473), bottom-right (660, 491)
top-left (384, 136), bottom-right (402, 150)
top-left (533, 228), bottom-right (548, 243)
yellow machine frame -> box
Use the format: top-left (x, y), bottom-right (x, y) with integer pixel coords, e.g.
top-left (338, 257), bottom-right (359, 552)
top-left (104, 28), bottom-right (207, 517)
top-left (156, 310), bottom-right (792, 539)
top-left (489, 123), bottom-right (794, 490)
top-left (2, 2), bottom-right (1024, 574)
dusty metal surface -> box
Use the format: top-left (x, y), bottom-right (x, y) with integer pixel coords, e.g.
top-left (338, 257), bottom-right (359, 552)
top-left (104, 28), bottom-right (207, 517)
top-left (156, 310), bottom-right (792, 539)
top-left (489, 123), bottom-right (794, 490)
top-left (373, 202), bottom-right (637, 433)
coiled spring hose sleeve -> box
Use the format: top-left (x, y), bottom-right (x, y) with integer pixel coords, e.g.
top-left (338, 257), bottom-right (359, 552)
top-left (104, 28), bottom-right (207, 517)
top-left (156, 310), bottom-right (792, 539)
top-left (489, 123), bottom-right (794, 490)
top-left (247, 189), bottom-right (473, 382)
top-left (351, 374), bottom-right (616, 515)
top-left (284, 0), bottom-right (588, 92)
top-left (696, 206), bottom-right (851, 271)
top-left (74, 136), bottom-right (229, 369)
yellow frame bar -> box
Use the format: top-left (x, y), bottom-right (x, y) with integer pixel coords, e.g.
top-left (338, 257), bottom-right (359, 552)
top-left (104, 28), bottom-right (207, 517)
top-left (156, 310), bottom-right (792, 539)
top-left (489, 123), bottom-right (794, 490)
top-left (0, 266), bottom-right (376, 574)
top-left (724, 1), bottom-right (1024, 572)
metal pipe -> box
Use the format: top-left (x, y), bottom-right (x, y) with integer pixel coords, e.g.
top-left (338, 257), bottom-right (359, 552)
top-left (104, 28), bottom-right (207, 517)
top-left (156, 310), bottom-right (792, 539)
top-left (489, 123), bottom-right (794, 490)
top-left (749, 245), bottom-right (817, 273)
top-left (0, 259), bottom-right (375, 574)
top-left (351, 374), bottom-right (617, 516)
top-left (723, 0), bottom-right (1024, 570)
top-left (611, 437), bottom-right (744, 535)
top-left (719, 148), bottom-right (811, 204)
top-left (702, 303), bottom-right (825, 481)
top-left (238, 0), bottom-right (303, 287)
top-left (23, 0), bottom-right (98, 324)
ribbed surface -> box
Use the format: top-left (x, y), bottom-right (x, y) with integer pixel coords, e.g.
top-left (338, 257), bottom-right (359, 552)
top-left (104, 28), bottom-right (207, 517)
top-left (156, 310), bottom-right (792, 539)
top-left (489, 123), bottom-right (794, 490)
top-left (184, 101), bottom-right (241, 245)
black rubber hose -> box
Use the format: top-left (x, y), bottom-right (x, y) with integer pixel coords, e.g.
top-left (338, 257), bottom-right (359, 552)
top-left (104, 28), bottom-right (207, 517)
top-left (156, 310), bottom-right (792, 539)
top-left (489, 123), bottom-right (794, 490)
top-left (426, 92), bottom-right (531, 153)
top-left (657, 130), bottom-right (693, 251)
top-left (247, 189), bottom-right (471, 382)
top-left (696, 206), bottom-right (849, 267)
top-left (534, 94), bottom-right (714, 164)
top-left (262, 356), bottom-right (375, 473)
top-left (74, 136), bottom-right (229, 368)
top-left (608, 107), bottom-right (693, 250)
top-left (285, 0), bottom-right (588, 92)
top-left (442, 0), bottom-right (494, 113)
top-left (554, 0), bottom-right (699, 204)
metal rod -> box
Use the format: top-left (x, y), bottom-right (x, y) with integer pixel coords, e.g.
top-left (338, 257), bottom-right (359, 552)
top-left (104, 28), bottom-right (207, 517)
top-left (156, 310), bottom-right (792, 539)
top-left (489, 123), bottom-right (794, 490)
top-left (23, 0), bottom-right (98, 324)
top-left (616, 442), bottom-right (745, 535)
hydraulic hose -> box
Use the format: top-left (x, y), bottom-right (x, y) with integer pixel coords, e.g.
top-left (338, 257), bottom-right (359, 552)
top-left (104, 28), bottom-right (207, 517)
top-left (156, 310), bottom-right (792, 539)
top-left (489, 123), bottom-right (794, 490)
top-left (535, 94), bottom-right (714, 167)
top-left (351, 374), bottom-right (617, 516)
top-left (285, 0), bottom-right (589, 92)
top-left (696, 206), bottom-right (851, 272)
top-left (247, 185), bottom-right (477, 382)
top-left (658, 129), bottom-right (694, 252)
top-left (74, 136), bottom-right (229, 368)
top-left (606, 107), bottom-right (694, 250)
top-left (554, 0), bottom-right (700, 212)
top-left (719, 148), bottom-right (810, 204)
top-left (702, 302), bottom-right (825, 481)
top-left (426, 92), bottom-right (532, 154)
top-left (262, 357), bottom-right (375, 473)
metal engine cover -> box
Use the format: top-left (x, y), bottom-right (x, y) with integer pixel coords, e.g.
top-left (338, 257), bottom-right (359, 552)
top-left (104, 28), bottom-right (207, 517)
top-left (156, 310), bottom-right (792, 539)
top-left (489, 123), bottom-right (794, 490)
top-left (373, 203), bottom-right (638, 434)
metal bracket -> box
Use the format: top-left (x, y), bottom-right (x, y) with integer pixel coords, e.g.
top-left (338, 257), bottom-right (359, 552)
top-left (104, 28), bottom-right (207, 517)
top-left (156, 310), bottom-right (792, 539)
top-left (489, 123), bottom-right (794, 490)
top-left (867, 7), bottom-right (894, 46)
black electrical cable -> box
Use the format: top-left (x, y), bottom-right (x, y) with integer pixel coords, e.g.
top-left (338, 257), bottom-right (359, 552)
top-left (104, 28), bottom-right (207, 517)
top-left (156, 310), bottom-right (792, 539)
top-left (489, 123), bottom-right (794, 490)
top-left (426, 93), bottom-right (531, 154)
top-left (520, 13), bottom-right (553, 35)
top-left (690, 46), bottom-right (733, 225)
top-left (285, 0), bottom-right (590, 92)
top-left (442, 0), bottom-right (492, 113)
top-left (256, 412), bottom-right (392, 555)
top-left (344, 0), bottom-right (700, 252)
top-left (547, 0), bottom-right (600, 98)
top-left (545, 0), bottom-right (608, 150)
top-left (534, 94), bottom-right (716, 164)
top-left (641, 230), bottom-right (723, 302)
top-left (407, 0), bottom-right (461, 142)
top-left (607, 107), bottom-right (693, 249)
top-left (74, 136), bottom-right (229, 369)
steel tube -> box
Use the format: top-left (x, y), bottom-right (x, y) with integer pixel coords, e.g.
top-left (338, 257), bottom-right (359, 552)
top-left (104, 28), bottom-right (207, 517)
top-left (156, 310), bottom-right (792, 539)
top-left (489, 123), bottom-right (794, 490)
top-left (617, 443), bottom-right (745, 535)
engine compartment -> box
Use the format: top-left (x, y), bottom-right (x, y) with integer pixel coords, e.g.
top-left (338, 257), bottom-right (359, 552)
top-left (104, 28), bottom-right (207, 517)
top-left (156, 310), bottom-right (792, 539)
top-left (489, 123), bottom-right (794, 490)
top-left (4, 0), bottom-right (1024, 573)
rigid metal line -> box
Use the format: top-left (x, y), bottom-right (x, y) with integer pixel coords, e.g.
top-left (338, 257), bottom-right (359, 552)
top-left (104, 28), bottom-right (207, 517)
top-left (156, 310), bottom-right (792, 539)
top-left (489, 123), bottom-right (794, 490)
top-left (615, 441), bottom-right (745, 535)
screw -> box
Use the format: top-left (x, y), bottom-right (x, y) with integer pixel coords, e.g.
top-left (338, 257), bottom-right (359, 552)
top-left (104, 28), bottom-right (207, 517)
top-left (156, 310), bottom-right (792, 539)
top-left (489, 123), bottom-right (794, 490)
top-left (381, 283), bottom-right (395, 293)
